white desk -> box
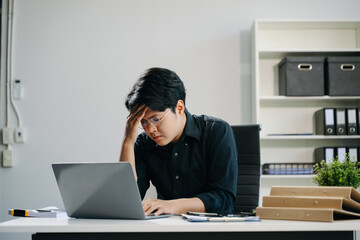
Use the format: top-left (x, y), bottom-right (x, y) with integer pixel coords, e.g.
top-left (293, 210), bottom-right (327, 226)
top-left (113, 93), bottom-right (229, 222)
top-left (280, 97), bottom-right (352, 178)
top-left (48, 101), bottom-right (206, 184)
top-left (0, 216), bottom-right (359, 240)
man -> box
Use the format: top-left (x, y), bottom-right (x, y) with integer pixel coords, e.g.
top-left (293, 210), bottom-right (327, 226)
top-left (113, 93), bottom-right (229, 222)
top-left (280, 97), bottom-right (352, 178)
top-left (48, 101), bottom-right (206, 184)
top-left (119, 67), bottom-right (237, 216)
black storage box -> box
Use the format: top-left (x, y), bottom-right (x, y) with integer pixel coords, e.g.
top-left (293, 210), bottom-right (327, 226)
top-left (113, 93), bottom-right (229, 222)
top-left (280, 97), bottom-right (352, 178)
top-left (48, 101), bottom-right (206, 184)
top-left (326, 56), bottom-right (360, 96)
top-left (278, 56), bottom-right (325, 96)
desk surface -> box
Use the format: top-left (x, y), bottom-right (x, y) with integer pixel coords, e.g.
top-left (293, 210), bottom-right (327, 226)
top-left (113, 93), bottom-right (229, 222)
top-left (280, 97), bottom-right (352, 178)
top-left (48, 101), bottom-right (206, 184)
top-left (1, 216), bottom-right (360, 233)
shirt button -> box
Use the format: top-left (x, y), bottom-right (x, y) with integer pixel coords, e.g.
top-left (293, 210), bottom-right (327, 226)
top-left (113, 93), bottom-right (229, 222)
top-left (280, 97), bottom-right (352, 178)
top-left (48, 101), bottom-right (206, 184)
top-left (175, 175), bottom-right (179, 180)
top-left (174, 152), bottom-right (178, 156)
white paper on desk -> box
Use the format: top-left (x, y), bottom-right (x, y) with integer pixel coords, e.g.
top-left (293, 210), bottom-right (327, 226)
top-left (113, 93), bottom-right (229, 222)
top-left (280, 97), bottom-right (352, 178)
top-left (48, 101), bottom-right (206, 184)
top-left (181, 214), bottom-right (209, 222)
top-left (9, 206), bottom-right (69, 219)
top-left (181, 214), bottom-right (260, 222)
top-left (34, 206), bottom-right (68, 219)
top-left (29, 209), bottom-right (68, 219)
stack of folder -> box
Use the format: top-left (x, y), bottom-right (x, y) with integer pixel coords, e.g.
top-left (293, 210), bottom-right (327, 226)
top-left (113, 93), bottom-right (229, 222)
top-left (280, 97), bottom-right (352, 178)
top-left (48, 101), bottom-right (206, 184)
top-left (315, 108), bottom-right (359, 135)
top-left (315, 147), bottom-right (359, 163)
top-left (256, 186), bottom-right (360, 222)
top-left (262, 163), bottom-right (314, 175)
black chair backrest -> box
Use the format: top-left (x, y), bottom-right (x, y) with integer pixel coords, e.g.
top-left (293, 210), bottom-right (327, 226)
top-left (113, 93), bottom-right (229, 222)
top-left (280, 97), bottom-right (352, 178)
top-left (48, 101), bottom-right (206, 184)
top-left (231, 125), bottom-right (261, 214)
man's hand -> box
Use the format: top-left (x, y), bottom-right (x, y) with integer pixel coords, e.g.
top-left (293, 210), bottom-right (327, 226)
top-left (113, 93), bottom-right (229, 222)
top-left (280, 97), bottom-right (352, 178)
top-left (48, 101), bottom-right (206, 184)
top-left (142, 199), bottom-right (178, 216)
top-left (124, 104), bottom-right (147, 144)
top-left (142, 197), bottom-right (206, 216)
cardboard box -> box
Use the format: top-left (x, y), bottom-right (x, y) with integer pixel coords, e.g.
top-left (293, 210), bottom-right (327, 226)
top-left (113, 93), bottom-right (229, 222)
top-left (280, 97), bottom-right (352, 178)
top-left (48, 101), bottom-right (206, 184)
top-left (279, 57), bottom-right (325, 96)
top-left (326, 57), bottom-right (360, 96)
top-left (256, 207), bottom-right (360, 222)
top-left (257, 186), bottom-right (360, 222)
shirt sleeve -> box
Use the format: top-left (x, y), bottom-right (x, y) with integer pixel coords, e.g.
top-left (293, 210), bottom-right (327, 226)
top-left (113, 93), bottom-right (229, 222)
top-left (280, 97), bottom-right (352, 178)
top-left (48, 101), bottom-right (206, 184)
top-left (196, 121), bottom-right (238, 215)
top-left (134, 133), bottom-right (150, 200)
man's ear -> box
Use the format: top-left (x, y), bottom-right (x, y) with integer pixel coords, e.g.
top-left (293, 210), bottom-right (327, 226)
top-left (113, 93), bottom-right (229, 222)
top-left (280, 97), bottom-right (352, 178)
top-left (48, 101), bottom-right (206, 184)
top-left (175, 100), bottom-right (185, 115)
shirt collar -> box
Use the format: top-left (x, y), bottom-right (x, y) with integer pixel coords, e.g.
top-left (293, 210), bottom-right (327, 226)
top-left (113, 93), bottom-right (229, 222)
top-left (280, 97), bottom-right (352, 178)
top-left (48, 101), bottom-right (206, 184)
top-left (182, 109), bottom-right (201, 141)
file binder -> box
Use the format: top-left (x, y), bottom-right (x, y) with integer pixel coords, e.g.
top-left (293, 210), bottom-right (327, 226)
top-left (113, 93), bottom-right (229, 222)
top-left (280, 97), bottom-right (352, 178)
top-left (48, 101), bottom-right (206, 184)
top-left (336, 147), bottom-right (347, 163)
top-left (325, 147), bottom-right (335, 163)
top-left (335, 108), bottom-right (346, 135)
top-left (348, 147), bottom-right (358, 162)
top-left (314, 108), bottom-right (335, 135)
top-left (346, 108), bottom-right (357, 135)
top-left (314, 147), bottom-right (335, 164)
top-left (358, 108), bottom-right (360, 135)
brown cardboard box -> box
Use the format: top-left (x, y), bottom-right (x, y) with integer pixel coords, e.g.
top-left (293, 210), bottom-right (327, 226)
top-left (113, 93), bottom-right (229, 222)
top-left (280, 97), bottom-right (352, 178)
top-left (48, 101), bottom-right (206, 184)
top-left (256, 207), bottom-right (360, 222)
top-left (257, 186), bottom-right (360, 222)
top-left (262, 196), bottom-right (360, 213)
top-left (270, 186), bottom-right (360, 201)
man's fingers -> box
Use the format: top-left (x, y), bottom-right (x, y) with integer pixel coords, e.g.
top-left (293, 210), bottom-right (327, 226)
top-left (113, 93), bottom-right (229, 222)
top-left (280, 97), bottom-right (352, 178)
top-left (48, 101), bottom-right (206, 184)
top-left (142, 199), bottom-right (172, 216)
top-left (143, 199), bottom-right (162, 216)
top-left (128, 105), bottom-right (147, 125)
top-left (145, 206), bottom-right (158, 216)
top-left (130, 104), bottom-right (147, 117)
top-left (139, 106), bottom-right (148, 119)
top-left (142, 199), bottom-right (153, 215)
top-left (142, 202), bottom-right (151, 212)
top-left (153, 208), bottom-right (163, 216)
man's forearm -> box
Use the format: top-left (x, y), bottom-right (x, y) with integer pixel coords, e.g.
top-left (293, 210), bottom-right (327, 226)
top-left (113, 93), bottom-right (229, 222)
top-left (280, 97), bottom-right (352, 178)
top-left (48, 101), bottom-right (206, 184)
top-left (119, 140), bottom-right (137, 179)
top-left (170, 197), bottom-right (205, 214)
top-left (120, 105), bottom-right (148, 180)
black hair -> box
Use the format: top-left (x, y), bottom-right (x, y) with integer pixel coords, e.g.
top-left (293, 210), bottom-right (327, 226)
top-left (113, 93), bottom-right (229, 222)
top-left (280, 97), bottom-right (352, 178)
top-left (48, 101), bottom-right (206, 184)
top-left (125, 67), bottom-right (186, 112)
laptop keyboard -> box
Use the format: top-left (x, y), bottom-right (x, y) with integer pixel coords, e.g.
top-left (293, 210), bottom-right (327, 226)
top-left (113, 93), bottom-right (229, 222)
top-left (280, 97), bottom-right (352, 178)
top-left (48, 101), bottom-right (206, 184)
top-left (145, 213), bottom-right (172, 219)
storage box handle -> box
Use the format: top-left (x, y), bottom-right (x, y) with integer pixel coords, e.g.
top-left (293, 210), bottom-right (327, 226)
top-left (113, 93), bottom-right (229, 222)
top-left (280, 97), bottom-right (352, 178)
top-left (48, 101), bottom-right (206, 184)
top-left (297, 64), bottom-right (312, 71)
top-left (341, 64), bottom-right (355, 71)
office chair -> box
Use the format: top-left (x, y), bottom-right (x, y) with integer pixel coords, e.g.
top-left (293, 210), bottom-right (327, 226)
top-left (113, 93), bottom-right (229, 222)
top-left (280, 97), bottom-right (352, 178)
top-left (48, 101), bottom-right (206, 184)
top-left (231, 125), bottom-right (261, 214)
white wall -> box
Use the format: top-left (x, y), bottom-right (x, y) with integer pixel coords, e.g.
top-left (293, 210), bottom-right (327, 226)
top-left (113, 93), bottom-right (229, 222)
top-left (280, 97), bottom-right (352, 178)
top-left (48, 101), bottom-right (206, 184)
top-left (1, 0), bottom-right (360, 239)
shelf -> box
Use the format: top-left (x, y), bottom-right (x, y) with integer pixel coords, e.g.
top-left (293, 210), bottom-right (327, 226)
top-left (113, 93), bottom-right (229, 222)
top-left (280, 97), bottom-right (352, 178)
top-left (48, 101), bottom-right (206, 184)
top-left (261, 135), bottom-right (360, 140)
top-left (260, 96), bottom-right (360, 102)
top-left (259, 49), bottom-right (360, 58)
top-left (259, 48), bottom-right (360, 53)
top-left (261, 174), bottom-right (315, 179)
top-left (256, 19), bottom-right (360, 29)
top-left (255, 20), bottom-right (360, 50)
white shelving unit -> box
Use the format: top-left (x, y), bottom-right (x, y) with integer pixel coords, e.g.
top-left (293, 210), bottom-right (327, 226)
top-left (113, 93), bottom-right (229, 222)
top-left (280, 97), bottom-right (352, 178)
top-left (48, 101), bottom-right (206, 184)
top-left (262, 135), bottom-right (360, 140)
top-left (252, 20), bottom-right (360, 191)
top-left (261, 174), bottom-right (315, 179)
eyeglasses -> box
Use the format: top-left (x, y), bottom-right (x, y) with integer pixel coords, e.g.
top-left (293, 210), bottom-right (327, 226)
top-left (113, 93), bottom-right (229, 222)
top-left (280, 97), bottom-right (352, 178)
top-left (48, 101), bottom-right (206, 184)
top-left (140, 109), bottom-right (171, 130)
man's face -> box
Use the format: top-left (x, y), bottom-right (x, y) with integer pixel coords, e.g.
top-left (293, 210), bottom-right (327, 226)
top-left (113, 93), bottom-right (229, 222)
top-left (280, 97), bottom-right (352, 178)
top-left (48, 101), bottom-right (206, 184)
top-left (141, 107), bottom-right (184, 146)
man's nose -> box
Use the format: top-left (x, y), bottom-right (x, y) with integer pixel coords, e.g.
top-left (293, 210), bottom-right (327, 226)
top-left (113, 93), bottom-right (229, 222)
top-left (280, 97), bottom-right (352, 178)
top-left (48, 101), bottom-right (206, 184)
top-left (147, 123), bottom-right (157, 133)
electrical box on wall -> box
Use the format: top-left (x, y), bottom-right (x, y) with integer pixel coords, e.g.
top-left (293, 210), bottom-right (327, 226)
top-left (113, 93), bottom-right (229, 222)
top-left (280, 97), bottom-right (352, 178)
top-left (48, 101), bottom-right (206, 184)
top-left (15, 128), bottom-right (25, 143)
top-left (13, 79), bottom-right (23, 99)
top-left (3, 127), bottom-right (13, 144)
top-left (2, 149), bottom-right (13, 167)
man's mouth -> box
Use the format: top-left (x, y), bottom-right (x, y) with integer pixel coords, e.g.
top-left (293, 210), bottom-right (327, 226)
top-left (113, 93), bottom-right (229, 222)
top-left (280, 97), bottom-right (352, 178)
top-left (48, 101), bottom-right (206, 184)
top-left (153, 136), bottom-right (161, 141)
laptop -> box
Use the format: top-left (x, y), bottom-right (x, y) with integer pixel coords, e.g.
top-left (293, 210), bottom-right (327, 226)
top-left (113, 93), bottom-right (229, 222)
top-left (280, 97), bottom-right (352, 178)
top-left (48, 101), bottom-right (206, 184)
top-left (52, 162), bottom-right (171, 220)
